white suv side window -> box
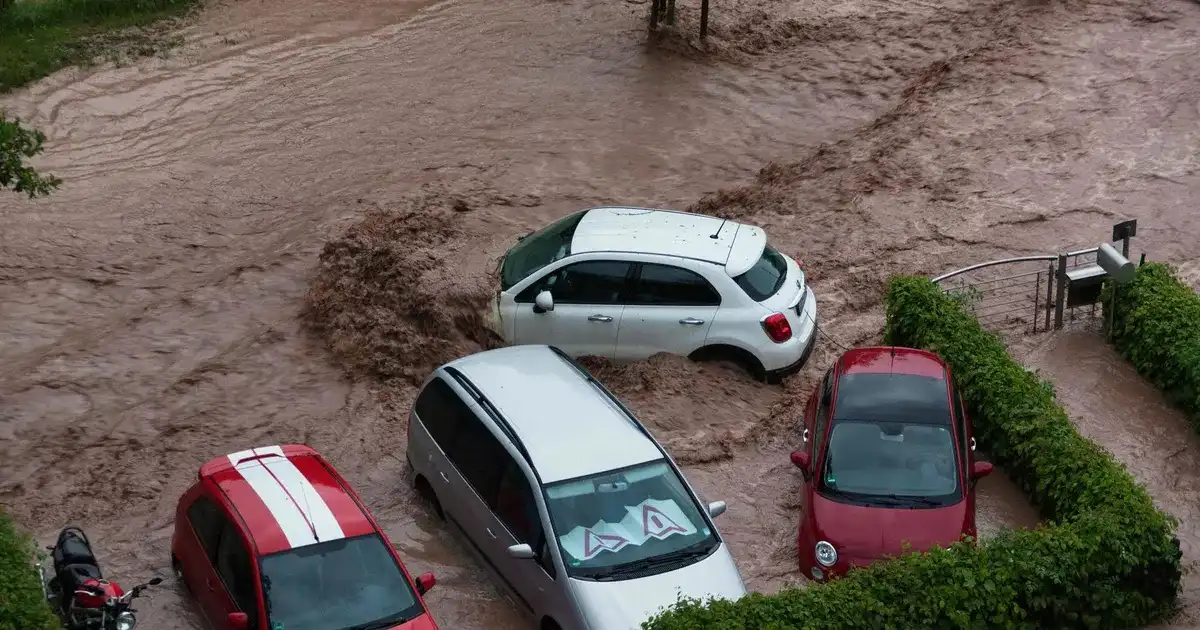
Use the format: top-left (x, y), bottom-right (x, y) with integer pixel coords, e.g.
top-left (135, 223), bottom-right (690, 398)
top-left (628, 263), bottom-right (721, 307)
top-left (515, 260), bottom-right (631, 305)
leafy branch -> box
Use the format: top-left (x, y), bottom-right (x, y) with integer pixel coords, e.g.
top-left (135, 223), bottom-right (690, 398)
top-left (1, 113), bottom-right (62, 198)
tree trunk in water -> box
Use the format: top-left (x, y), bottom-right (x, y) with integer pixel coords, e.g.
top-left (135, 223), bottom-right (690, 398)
top-left (649, 0), bottom-right (662, 31)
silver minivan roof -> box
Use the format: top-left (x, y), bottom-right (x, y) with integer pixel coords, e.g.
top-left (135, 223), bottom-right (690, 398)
top-left (443, 345), bottom-right (664, 484)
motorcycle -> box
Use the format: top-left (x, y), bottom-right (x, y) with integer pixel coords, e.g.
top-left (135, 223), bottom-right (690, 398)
top-left (37, 526), bottom-right (163, 630)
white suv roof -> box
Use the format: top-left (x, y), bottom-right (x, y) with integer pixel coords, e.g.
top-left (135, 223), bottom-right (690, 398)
top-left (569, 207), bottom-right (768, 277)
top-left (443, 345), bottom-right (664, 484)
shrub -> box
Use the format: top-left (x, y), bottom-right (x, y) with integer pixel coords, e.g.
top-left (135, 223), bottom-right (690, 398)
top-left (1104, 262), bottom-right (1200, 428)
top-left (0, 510), bottom-right (57, 630)
top-left (643, 276), bottom-right (1180, 630)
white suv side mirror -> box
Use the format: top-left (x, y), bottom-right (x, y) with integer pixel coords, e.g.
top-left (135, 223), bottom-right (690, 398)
top-left (506, 543), bottom-right (537, 559)
top-left (534, 290), bottom-right (555, 313)
top-left (707, 501), bottom-right (727, 518)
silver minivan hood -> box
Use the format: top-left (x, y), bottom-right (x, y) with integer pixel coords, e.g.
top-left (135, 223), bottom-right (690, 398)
top-left (568, 544), bottom-right (747, 629)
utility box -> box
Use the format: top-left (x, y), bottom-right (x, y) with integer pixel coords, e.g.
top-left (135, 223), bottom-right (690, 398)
top-left (1066, 264), bottom-right (1107, 307)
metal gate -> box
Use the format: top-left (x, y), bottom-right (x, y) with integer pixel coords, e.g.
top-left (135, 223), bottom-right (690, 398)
top-left (932, 221), bottom-right (1138, 335)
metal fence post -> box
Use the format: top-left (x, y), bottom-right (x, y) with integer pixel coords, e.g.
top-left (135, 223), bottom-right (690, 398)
top-left (1054, 253), bottom-right (1068, 329)
top-left (1044, 261), bottom-right (1054, 332)
top-left (1032, 270), bottom-right (1042, 333)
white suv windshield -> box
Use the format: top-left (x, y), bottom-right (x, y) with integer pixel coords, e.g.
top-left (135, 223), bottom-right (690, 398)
top-left (544, 460), bottom-right (717, 580)
top-left (499, 211), bottom-right (586, 290)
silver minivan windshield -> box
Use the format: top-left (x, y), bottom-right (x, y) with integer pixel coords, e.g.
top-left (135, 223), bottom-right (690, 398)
top-left (543, 459), bottom-right (716, 580)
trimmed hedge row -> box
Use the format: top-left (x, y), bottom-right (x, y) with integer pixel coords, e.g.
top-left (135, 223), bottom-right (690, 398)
top-left (643, 275), bottom-right (1180, 630)
top-left (0, 510), bottom-right (57, 630)
top-left (1104, 262), bottom-right (1200, 428)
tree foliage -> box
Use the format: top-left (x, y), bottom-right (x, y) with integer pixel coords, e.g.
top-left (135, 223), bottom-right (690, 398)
top-left (0, 113), bottom-right (61, 198)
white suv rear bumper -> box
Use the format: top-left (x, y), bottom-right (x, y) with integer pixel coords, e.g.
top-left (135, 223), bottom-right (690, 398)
top-left (757, 286), bottom-right (818, 373)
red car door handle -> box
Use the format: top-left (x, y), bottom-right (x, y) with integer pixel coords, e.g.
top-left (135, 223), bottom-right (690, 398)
top-left (206, 578), bottom-right (216, 592)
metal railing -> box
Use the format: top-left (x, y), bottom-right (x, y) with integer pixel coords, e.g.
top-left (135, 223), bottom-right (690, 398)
top-left (931, 221), bottom-right (1137, 336)
top-left (934, 256), bottom-right (1058, 334)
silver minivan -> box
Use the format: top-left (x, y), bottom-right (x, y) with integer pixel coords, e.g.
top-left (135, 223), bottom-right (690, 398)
top-left (406, 344), bottom-right (747, 629)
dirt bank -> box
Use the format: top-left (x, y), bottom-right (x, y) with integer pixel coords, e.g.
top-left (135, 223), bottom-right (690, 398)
top-left (1, 0), bottom-right (1197, 626)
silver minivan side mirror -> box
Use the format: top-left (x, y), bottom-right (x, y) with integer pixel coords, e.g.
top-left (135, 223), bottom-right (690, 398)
top-left (507, 543), bottom-right (537, 560)
top-left (707, 501), bottom-right (727, 518)
top-left (534, 290), bottom-right (554, 313)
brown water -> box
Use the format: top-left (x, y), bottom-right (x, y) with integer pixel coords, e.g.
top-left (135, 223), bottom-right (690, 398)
top-left (1, 0), bottom-right (1198, 626)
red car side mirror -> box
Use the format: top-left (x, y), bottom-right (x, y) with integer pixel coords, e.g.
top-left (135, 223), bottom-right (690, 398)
top-left (790, 450), bottom-right (811, 471)
top-left (227, 612), bottom-right (249, 630)
top-left (415, 572), bottom-right (436, 595)
top-left (971, 461), bottom-right (994, 479)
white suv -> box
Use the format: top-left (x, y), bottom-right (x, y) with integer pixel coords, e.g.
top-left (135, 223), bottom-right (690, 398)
top-left (490, 207), bottom-right (818, 382)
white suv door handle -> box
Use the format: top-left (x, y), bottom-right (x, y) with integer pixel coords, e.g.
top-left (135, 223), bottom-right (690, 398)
top-left (588, 314), bottom-right (613, 322)
top-left (679, 317), bottom-right (705, 325)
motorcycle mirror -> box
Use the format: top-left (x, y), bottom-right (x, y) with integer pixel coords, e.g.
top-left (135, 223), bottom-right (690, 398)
top-left (147, 577), bottom-right (163, 586)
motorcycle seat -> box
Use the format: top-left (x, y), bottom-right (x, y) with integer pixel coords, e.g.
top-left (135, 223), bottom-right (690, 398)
top-left (59, 563), bottom-right (103, 592)
top-left (54, 528), bottom-right (99, 568)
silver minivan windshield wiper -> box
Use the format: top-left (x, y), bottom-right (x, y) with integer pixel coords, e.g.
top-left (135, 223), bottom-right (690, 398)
top-left (599, 541), bottom-right (713, 578)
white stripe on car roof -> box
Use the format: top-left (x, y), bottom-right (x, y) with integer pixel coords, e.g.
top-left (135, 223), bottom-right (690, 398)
top-left (227, 445), bottom-right (345, 550)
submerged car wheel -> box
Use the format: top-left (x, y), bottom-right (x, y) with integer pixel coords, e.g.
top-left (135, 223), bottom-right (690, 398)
top-left (172, 555), bottom-right (190, 595)
top-left (689, 345), bottom-right (767, 382)
top-left (414, 476), bottom-right (444, 520)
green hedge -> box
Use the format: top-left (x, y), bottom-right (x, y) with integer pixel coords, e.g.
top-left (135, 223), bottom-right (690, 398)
top-left (0, 511), bottom-right (57, 630)
top-left (1104, 262), bottom-right (1200, 428)
top-left (643, 276), bottom-right (1180, 630)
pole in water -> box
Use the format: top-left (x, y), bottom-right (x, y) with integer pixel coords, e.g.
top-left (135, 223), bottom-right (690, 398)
top-left (649, 0), bottom-right (661, 31)
top-left (700, 0), bottom-right (710, 39)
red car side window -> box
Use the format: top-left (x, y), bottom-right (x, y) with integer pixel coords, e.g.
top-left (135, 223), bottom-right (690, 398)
top-left (811, 368), bottom-right (834, 454)
top-left (214, 520), bottom-right (260, 627)
top-left (186, 496), bottom-right (226, 564)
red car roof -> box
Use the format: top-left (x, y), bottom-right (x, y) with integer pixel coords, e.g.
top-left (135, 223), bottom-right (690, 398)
top-left (839, 346), bottom-right (947, 379)
top-left (200, 444), bottom-right (378, 556)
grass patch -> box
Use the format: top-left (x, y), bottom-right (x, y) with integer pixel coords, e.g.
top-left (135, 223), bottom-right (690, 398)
top-left (0, 0), bottom-right (199, 93)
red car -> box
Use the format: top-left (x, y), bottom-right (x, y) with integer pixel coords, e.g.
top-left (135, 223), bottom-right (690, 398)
top-left (789, 347), bottom-right (994, 581)
top-left (171, 444), bottom-right (440, 630)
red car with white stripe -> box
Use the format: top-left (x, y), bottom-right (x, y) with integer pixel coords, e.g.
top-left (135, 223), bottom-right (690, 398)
top-left (171, 444), bottom-right (440, 630)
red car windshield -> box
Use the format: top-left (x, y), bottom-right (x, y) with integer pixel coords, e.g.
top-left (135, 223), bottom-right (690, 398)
top-left (817, 373), bottom-right (963, 508)
top-left (259, 534), bottom-right (424, 630)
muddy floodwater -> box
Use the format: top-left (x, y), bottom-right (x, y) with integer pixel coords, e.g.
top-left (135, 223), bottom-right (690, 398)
top-left (2, 0), bottom-right (1199, 626)
top-left (1020, 329), bottom-right (1200, 626)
